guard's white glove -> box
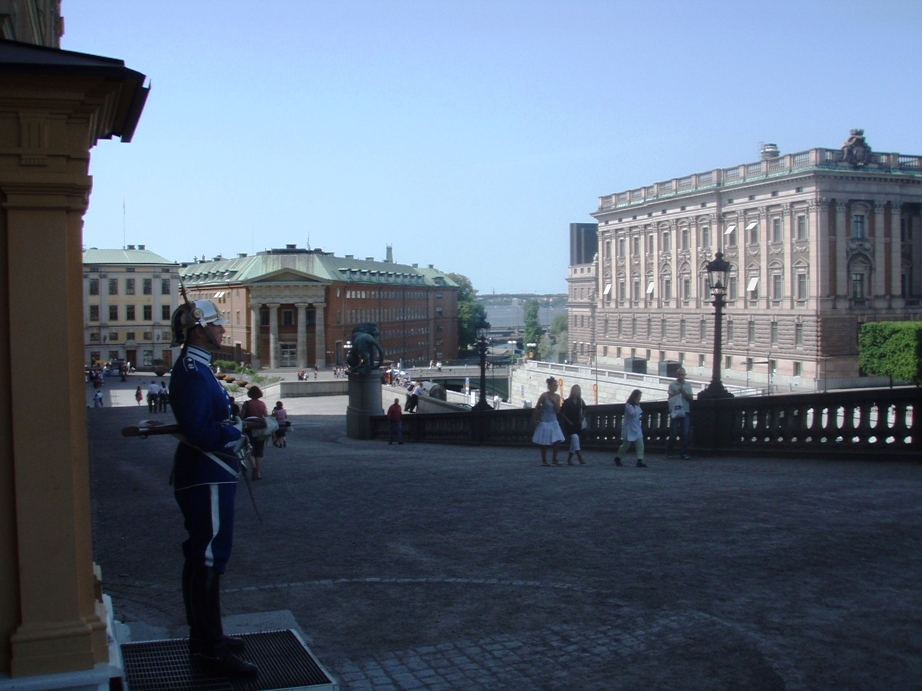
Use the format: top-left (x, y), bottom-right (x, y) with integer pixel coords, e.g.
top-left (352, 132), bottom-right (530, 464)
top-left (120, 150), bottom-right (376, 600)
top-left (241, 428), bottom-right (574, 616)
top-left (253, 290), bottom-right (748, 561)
top-left (225, 436), bottom-right (247, 455)
top-left (224, 417), bottom-right (247, 454)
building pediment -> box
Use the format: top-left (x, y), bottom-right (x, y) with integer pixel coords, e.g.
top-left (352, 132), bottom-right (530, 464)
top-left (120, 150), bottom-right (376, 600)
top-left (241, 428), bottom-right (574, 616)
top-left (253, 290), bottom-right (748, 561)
top-left (249, 269), bottom-right (326, 285)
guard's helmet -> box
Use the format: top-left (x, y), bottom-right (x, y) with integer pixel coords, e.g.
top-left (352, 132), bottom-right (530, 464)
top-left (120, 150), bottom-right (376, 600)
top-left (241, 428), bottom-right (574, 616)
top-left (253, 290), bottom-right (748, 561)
top-left (170, 300), bottom-right (226, 347)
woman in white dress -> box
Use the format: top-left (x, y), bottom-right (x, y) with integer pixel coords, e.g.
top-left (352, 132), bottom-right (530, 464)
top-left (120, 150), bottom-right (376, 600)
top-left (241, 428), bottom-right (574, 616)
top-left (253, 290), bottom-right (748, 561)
top-left (531, 377), bottom-right (566, 466)
top-left (614, 389), bottom-right (646, 467)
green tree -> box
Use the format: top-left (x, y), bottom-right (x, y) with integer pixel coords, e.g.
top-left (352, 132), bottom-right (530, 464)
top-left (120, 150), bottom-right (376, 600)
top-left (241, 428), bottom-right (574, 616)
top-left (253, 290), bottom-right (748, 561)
top-left (524, 299), bottom-right (541, 356)
top-left (858, 321), bottom-right (922, 386)
top-left (448, 272), bottom-right (487, 354)
top-left (545, 312), bottom-right (568, 362)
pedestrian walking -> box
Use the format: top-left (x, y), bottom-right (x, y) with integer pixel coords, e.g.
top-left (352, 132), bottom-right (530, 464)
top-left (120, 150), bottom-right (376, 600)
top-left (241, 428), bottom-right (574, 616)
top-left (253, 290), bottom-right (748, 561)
top-left (614, 389), bottom-right (646, 467)
top-left (158, 380), bottom-right (169, 413)
top-left (241, 386), bottom-right (269, 480)
top-left (532, 376), bottom-right (565, 466)
top-left (93, 390), bottom-right (104, 407)
top-left (147, 380), bottom-right (159, 413)
top-left (387, 397), bottom-right (404, 445)
top-left (135, 386), bottom-right (143, 406)
top-left (558, 384), bottom-right (587, 465)
top-left (666, 368), bottom-right (693, 459)
top-left (271, 401), bottom-right (288, 448)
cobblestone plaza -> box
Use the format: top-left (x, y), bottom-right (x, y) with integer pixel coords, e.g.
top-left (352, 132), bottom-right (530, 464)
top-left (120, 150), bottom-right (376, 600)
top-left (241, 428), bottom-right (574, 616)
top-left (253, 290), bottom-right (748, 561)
top-left (83, 375), bottom-right (922, 690)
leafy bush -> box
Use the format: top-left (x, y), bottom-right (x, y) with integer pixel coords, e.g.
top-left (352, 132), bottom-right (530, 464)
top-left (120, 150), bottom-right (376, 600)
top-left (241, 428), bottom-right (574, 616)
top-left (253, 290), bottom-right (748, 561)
top-left (858, 321), bottom-right (922, 386)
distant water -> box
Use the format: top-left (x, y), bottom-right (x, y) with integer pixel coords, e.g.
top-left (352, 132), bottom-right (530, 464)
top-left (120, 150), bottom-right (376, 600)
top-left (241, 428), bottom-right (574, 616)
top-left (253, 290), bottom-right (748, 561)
top-left (485, 305), bottom-right (566, 330)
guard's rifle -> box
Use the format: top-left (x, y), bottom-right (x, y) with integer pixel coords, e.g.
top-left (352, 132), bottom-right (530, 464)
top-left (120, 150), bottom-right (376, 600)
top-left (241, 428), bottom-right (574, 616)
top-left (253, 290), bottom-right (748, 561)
top-left (122, 417), bottom-right (290, 439)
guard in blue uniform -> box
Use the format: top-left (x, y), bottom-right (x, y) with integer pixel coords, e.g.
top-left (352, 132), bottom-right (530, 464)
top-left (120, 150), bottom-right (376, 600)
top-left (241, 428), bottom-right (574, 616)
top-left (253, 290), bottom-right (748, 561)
top-left (169, 299), bottom-right (258, 677)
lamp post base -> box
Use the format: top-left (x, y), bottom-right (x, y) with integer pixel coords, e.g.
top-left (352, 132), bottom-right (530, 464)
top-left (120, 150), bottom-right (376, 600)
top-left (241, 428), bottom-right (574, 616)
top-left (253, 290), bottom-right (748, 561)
top-left (697, 380), bottom-right (734, 400)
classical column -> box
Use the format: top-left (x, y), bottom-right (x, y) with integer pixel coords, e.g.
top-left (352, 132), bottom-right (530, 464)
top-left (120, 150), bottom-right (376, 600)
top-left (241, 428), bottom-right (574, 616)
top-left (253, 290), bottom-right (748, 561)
top-left (890, 202), bottom-right (904, 308)
top-left (759, 208), bottom-right (769, 308)
top-left (296, 303), bottom-right (308, 368)
top-left (835, 201), bottom-right (849, 302)
top-left (314, 303), bottom-right (327, 368)
top-left (813, 198), bottom-right (831, 305)
top-left (0, 45), bottom-right (148, 677)
top-left (268, 303), bottom-right (280, 369)
top-left (782, 203), bottom-right (794, 309)
top-left (873, 201), bottom-right (887, 302)
top-left (249, 303), bottom-right (261, 365)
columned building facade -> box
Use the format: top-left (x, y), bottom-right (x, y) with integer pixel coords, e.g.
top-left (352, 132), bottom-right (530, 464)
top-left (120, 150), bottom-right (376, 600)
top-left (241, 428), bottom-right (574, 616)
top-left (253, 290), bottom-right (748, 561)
top-left (180, 245), bottom-right (459, 369)
top-left (575, 131), bottom-right (922, 391)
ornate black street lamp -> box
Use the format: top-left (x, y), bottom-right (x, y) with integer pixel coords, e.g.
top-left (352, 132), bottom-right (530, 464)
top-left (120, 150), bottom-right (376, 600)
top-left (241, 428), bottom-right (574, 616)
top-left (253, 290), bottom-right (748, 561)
top-left (698, 252), bottom-right (734, 400)
top-left (472, 319), bottom-right (493, 412)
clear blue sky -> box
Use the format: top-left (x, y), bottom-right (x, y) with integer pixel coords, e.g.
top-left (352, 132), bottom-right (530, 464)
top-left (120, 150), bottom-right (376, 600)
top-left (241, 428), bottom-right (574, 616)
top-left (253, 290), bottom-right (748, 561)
top-left (63, 0), bottom-right (922, 295)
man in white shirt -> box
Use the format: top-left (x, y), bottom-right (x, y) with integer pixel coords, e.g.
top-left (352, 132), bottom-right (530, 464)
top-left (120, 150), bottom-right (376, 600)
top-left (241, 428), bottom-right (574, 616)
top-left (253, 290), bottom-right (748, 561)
top-left (147, 380), bottom-right (160, 413)
top-left (666, 368), bottom-right (693, 459)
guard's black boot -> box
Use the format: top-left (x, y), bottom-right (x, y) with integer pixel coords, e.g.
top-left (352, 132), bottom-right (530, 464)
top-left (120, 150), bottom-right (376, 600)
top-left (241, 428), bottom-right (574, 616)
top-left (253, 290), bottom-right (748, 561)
top-left (187, 564), bottom-right (257, 677)
top-left (193, 643), bottom-right (258, 678)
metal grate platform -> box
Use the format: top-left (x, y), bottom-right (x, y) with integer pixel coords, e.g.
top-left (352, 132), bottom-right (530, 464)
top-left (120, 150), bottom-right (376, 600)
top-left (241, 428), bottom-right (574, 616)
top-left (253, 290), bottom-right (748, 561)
top-left (120, 629), bottom-right (336, 691)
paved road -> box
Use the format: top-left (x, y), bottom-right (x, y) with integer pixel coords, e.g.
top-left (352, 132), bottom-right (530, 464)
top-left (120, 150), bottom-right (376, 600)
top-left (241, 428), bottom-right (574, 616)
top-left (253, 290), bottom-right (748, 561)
top-left (87, 373), bottom-right (922, 689)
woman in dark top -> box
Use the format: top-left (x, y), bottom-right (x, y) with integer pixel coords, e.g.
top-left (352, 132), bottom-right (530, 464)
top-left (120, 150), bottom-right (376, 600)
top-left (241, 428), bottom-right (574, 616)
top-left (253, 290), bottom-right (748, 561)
top-left (558, 384), bottom-right (587, 465)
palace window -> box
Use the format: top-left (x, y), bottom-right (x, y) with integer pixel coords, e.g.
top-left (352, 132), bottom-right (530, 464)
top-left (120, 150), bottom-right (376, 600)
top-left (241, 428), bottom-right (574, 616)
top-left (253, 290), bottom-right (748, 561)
top-left (126, 305), bottom-right (136, 321)
top-left (796, 214), bottom-right (808, 240)
top-left (851, 272), bottom-right (866, 300)
top-left (109, 278), bottom-right (118, 295)
top-left (143, 305), bottom-right (152, 320)
top-left (747, 275), bottom-right (760, 300)
top-left (89, 305), bottom-right (99, 321)
top-left (143, 278), bottom-right (152, 295)
top-left (728, 275), bottom-right (738, 301)
top-left (89, 278), bottom-right (99, 295)
top-left (772, 274), bottom-right (783, 300)
top-left (748, 220), bottom-right (759, 245)
top-left (852, 214), bottom-right (867, 239)
top-left (126, 278), bottom-right (135, 295)
top-left (795, 323), bottom-right (804, 347)
top-left (109, 305), bottom-right (118, 321)
top-left (771, 217), bottom-right (783, 243)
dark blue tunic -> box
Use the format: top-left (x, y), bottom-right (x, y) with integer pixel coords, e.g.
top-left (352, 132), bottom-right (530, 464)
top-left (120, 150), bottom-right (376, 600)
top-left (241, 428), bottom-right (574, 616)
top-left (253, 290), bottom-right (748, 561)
top-left (169, 345), bottom-right (243, 572)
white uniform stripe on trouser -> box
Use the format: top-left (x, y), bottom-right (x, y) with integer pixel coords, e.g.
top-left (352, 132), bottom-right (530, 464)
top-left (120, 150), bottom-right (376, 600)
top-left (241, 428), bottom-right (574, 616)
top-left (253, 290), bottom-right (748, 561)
top-left (204, 484), bottom-right (220, 568)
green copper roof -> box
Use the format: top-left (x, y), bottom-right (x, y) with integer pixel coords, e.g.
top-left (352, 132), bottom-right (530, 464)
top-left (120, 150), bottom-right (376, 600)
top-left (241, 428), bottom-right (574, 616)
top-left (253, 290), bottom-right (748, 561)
top-left (83, 248), bottom-right (175, 265)
top-left (179, 249), bottom-right (458, 289)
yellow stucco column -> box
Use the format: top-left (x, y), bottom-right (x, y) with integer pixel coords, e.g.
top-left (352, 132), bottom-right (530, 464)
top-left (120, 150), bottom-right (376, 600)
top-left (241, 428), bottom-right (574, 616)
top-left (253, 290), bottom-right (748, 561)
top-left (0, 44), bottom-right (147, 677)
top-left (4, 182), bottom-right (108, 676)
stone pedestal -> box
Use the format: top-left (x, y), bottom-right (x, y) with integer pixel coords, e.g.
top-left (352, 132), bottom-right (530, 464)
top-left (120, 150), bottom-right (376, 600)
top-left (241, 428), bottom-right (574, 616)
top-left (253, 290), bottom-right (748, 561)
top-left (346, 372), bottom-right (383, 439)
